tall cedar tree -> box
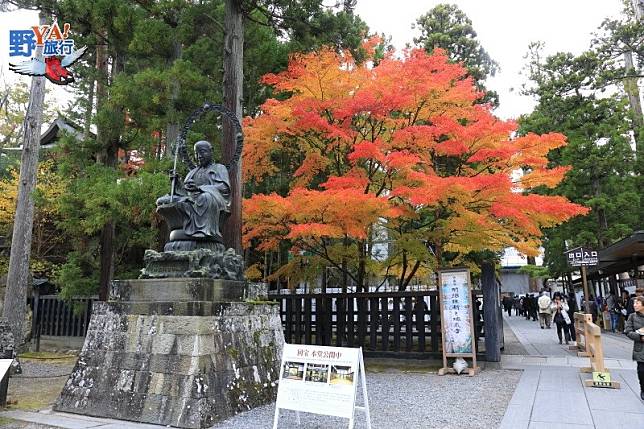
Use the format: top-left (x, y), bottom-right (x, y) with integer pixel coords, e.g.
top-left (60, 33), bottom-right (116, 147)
top-left (242, 44), bottom-right (588, 291)
top-left (519, 41), bottom-right (640, 278)
top-left (413, 3), bottom-right (499, 106)
top-left (1, 0), bottom-right (371, 297)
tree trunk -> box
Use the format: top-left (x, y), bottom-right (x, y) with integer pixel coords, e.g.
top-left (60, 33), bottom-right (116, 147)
top-left (482, 261), bottom-right (502, 362)
top-left (527, 256), bottom-right (538, 292)
top-left (82, 73), bottom-right (95, 141)
top-left (356, 239), bottom-right (366, 292)
top-left (592, 177), bottom-right (609, 247)
top-left (96, 42), bottom-right (123, 301)
top-left (166, 38), bottom-right (182, 149)
top-left (222, 0), bottom-right (244, 254)
top-left (626, 1), bottom-right (643, 202)
top-left (2, 12), bottom-right (48, 347)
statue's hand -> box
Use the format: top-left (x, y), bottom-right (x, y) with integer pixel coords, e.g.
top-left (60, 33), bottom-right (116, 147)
top-left (169, 170), bottom-right (180, 181)
top-left (184, 179), bottom-right (199, 193)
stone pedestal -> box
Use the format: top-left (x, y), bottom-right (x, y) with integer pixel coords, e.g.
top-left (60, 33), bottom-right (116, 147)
top-left (54, 278), bottom-right (284, 428)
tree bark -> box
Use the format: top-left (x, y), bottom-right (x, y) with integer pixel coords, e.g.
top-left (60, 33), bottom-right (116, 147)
top-left (222, 0), bottom-right (244, 254)
top-left (626, 1), bottom-right (643, 222)
top-left (95, 41), bottom-right (123, 301)
top-left (166, 38), bottom-right (182, 150)
top-left (527, 255), bottom-right (538, 292)
top-left (3, 12), bottom-right (48, 347)
top-left (482, 261), bottom-right (502, 362)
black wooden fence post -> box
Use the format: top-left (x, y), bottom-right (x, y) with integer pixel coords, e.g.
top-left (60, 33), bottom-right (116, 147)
top-left (482, 261), bottom-right (502, 362)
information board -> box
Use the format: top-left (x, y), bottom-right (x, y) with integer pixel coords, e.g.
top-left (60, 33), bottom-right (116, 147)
top-left (438, 269), bottom-right (479, 376)
top-left (273, 344), bottom-right (370, 429)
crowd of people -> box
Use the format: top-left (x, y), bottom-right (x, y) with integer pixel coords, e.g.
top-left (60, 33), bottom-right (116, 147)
top-left (502, 288), bottom-right (644, 400)
top-left (502, 288), bottom-right (643, 334)
top-left (502, 291), bottom-right (579, 344)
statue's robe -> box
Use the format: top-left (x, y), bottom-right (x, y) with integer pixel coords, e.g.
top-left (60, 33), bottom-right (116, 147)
top-left (178, 162), bottom-right (231, 242)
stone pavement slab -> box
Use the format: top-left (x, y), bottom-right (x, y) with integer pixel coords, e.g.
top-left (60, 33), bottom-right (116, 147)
top-left (0, 409), bottom-right (164, 429)
top-left (591, 410), bottom-right (644, 429)
top-left (531, 390), bottom-right (594, 425)
top-left (501, 354), bottom-right (635, 370)
top-left (527, 423), bottom-right (594, 429)
top-left (500, 312), bottom-right (644, 429)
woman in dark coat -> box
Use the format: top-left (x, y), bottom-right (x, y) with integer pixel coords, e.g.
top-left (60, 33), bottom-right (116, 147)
top-left (624, 296), bottom-right (644, 400)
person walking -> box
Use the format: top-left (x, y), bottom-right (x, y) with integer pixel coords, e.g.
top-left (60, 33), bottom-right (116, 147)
top-left (624, 296), bottom-right (644, 401)
top-left (538, 291), bottom-right (552, 329)
top-left (551, 294), bottom-right (572, 344)
top-left (530, 294), bottom-right (539, 321)
top-left (606, 291), bottom-right (619, 333)
top-left (566, 292), bottom-right (577, 342)
top-left (502, 295), bottom-right (513, 317)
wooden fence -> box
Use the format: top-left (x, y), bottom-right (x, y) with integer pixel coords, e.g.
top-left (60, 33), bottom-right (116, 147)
top-left (270, 290), bottom-right (485, 359)
top-left (31, 295), bottom-right (95, 342)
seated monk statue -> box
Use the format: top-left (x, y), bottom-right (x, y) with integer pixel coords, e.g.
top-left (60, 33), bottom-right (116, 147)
top-left (156, 140), bottom-right (231, 251)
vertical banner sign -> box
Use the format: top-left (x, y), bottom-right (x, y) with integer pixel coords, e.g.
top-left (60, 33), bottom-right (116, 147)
top-left (438, 268), bottom-right (480, 376)
top-left (273, 344), bottom-right (371, 429)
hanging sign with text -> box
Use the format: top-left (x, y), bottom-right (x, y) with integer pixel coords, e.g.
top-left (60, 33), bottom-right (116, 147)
top-left (565, 246), bottom-right (599, 267)
top-left (273, 344), bottom-right (371, 429)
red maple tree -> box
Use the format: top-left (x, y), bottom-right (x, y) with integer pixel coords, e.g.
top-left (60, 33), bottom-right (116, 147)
top-left (243, 43), bottom-right (588, 290)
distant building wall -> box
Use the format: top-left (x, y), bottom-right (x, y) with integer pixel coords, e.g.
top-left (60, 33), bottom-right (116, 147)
top-left (500, 269), bottom-right (530, 296)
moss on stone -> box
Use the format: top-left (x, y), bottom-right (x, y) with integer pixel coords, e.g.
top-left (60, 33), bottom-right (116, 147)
top-left (226, 378), bottom-right (276, 413)
top-left (226, 347), bottom-right (239, 360)
top-left (244, 299), bottom-right (279, 305)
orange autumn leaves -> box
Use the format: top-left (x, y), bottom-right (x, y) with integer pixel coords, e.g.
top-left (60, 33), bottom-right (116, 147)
top-left (242, 44), bottom-right (588, 258)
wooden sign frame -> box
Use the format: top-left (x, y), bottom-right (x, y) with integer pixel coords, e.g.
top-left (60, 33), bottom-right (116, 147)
top-left (437, 268), bottom-right (480, 376)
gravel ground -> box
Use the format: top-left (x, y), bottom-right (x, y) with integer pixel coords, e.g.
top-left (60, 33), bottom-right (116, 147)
top-left (0, 359), bottom-right (520, 429)
top-left (212, 369), bottom-right (521, 429)
top-left (13, 359), bottom-right (76, 379)
top-left (6, 357), bottom-right (75, 414)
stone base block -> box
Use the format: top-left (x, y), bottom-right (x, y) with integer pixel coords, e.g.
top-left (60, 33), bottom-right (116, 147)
top-left (140, 248), bottom-right (244, 281)
top-left (111, 278), bottom-right (247, 305)
top-left (54, 300), bottom-right (284, 428)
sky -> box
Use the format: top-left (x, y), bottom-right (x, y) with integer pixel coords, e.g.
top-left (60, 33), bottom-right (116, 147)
top-left (355, 0), bottom-right (625, 119)
top-left (0, 0), bottom-right (627, 121)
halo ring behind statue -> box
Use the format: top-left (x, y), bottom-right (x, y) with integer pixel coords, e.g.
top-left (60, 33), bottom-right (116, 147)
top-left (172, 102), bottom-right (243, 174)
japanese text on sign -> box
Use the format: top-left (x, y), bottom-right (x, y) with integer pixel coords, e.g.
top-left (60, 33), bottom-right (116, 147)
top-left (440, 271), bottom-right (473, 354)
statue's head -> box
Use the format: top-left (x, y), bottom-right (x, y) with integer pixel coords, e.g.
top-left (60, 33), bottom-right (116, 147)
top-left (194, 140), bottom-right (213, 167)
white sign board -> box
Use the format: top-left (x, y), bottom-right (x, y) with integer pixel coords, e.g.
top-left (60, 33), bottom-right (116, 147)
top-left (440, 270), bottom-right (474, 354)
top-left (0, 359), bottom-right (12, 380)
top-left (273, 344), bottom-right (370, 429)
top-left (438, 269), bottom-right (480, 376)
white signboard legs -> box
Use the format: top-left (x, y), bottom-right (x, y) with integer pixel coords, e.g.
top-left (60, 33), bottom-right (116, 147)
top-left (273, 344), bottom-right (371, 429)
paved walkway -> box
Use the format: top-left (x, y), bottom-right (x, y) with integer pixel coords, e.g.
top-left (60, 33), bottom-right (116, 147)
top-left (0, 409), bottom-right (162, 429)
top-left (505, 313), bottom-right (633, 359)
top-left (500, 313), bottom-right (644, 429)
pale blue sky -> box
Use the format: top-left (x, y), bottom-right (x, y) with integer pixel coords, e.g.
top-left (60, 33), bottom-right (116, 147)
top-left (0, 0), bottom-right (628, 121)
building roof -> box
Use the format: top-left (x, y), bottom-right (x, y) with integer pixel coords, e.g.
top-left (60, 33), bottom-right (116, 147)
top-left (1, 115), bottom-right (87, 152)
top-left (586, 230), bottom-right (644, 280)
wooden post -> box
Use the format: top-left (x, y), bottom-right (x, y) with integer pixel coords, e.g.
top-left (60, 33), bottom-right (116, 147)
top-left (581, 265), bottom-right (591, 314)
top-left (482, 261), bottom-right (501, 362)
top-left (222, 0), bottom-right (244, 254)
top-left (2, 12), bottom-right (48, 347)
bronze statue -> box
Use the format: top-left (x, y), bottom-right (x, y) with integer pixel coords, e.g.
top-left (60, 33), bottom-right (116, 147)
top-left (142, 103), bottom-right (244, 280)
top-left (156, 141), bottom-right (230, 250)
